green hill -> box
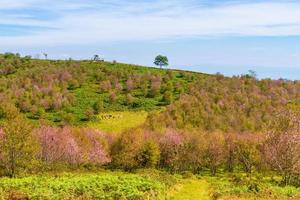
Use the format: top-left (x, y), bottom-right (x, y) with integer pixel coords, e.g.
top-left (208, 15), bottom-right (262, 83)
top-left (1, 53), bottom-right (299, 132)
top-left (0, 53), bottom-right (197, 127)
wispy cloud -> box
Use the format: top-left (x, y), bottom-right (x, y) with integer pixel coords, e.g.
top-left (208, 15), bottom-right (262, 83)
top-left (1, 0), bottom-right (300, 47)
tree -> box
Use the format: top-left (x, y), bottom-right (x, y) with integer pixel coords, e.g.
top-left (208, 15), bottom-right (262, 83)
top-left (111, 129), bottom-right (144, 171)
top-left (37, 126), bottom-right (80, 167)
top-left (163, 91), bottom-right (173, 104)
top-left (84, 108), bottom-right (95, 121)
top-left (80, 129), bottom-right (111, 166)
top-left (154, 55), bottom-right (169, 68)
top-left (126, 79), bottom-right (134, 92)
top-left (148, 80), bottom-right (161, 97)
top-left (136, 141), bottom-right (160, 168)
top-left (93, 100), bottom-right (104, 114)
top-left (224, 133), bottom-right (237, 173)
top-left (0, 114), bottom-right (38, 177)
top-left (108, 91), bottom-right (117, 103)
top-left (248, 70), bottom-right (257, 79)
top-left (204, 132), bottom-right (225, 176)
top-left (179, 131), bottom-right (206, 173)
top-left (263, 110), bottom-right (300, 185)
top-left (93, 55), bottom-right (100, 61)
top-left (126, 94), bottom-right (134, 106)
top-left (100, 80), bottom-right (112, 92)
top-left (235, 133), bottom-right (262, 175)
top-left (159, 129), bottom-right (184, 173)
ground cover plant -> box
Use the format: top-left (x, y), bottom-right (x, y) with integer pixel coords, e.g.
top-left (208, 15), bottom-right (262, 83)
top-left (0, 172), bottom-right (165, 200)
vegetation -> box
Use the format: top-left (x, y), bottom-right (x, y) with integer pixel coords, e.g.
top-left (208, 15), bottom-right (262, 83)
top-left (0, 172), bottom-right (165, 199)
top-left (0, 53), bottom-right (191, 126)
top-left (154, 55), bottom-right (169, 69)
top-left (0, 53), bottom-right (300, 199)
top-left (88, 111), bottom-right (148, 134)
top-left (206, 173), bottom-right (300, 200)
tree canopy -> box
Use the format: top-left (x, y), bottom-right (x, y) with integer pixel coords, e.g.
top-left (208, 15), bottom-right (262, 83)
top-left (154, 55), bottom-right (169, 68)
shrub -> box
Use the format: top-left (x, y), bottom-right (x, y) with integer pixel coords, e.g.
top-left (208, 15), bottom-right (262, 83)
top-left (162, 90), bottom-right (173, 104)
top-left (78, 128), bottom-right (111, 166)
top-left (84, 108), bottom-right (95, 121)
top-left (111, 129), bottom-right (144, 171)
top-left (100, 80), bottom-right (112, 92)
top-left (93, 100), bottom-right (104, 114)
top-left (136, 141), bottom-right (160, 168)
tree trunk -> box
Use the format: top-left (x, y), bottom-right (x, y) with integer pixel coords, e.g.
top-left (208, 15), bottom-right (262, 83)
top-left (9, 149), bottom-right (16, 178)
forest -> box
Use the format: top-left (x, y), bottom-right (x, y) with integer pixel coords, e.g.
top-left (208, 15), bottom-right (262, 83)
top-left (0, 53), bottom-right (299, 199)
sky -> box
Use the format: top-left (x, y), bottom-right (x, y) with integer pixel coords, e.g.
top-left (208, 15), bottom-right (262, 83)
top-left (0, 0), bottom-right (300, 79)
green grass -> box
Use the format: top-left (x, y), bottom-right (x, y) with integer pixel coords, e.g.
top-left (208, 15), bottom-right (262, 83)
top-left (0, 171), bottom-right (299, 200)
top-left (88, 111), bottom-right (148, 133)
top-left (204, 173), bottom-right (300, 200)
top-left (168, 179), bottom-right (210, 200)
top-left (0, 172), bottom-right (164, 200)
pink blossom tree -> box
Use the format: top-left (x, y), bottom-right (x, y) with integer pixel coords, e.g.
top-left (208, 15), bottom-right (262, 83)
top-left (159, 129), bottom-right (184, 172)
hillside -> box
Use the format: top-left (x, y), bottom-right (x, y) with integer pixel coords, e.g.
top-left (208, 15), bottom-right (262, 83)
top-left (0, 53), bottom-right (300, 199)
top-left (0, 53), bottom-right (197, 126)
top-left (1, 53), bottom-right (299, 132)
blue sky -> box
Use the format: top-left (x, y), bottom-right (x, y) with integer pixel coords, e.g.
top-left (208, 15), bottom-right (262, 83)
top-left (0, 0), bottom-right (300, 79)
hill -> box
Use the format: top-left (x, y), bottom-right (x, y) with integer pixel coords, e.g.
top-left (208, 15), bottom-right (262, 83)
top-left (1, 53), bottom-right (299, 133)
top-left (0, 53), bottom-right (196, 127)
top-left (0, 53), bottom-right (300, 199)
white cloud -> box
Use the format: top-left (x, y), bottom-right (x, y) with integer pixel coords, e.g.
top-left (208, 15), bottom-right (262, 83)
top-left (1, 1), bottom-right (300, 47)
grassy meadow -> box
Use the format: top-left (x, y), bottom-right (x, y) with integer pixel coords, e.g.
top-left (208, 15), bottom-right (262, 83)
top-left (87, 111), bottom-right (148, 134)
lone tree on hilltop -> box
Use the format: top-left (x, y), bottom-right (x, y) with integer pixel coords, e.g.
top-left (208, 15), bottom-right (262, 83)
top-left (154, 55), bottom-right (168, 68)
top-left (93, 54), bottom-right (100, 61)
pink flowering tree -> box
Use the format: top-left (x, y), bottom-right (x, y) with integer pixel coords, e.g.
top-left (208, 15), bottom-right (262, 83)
top-left (263, 110), bottom-right (300, 185)
top-left (159, 129), bottom-right (184, 172)
top-left (80, 129), bottom-right (111, 166)
top-left (36, 126), bottom-right (81, 166)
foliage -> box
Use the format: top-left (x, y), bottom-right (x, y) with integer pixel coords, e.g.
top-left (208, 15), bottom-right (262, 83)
top-left (154, 55), bottom-right (169, 68)
top-left (159, 129), bottom-right (185, 173)
top-left (136, 141), bottom-right (160, 168)
top-left (148, 75), bottom-right (300, 132)
top-left (0, 108), bottom-right (38, 177)
top-left (235, 133), bottom-right (263, 175)
top-left (0, 54), bottom-right (190, 125)
top-left (111, 129), bottom-right (144, 171)
top-left (0, 172), bottom-right (164, 200)
top-left (204, 132), bottom-right (225, 176)
top-left (263, 109), bottom-right (300, 185)
top-left (1, 54), bottom-right (300, 198)
top-left (206, 173), bottom-right (300, 200)
top-left (36, 126), bottom-right (111, 169)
